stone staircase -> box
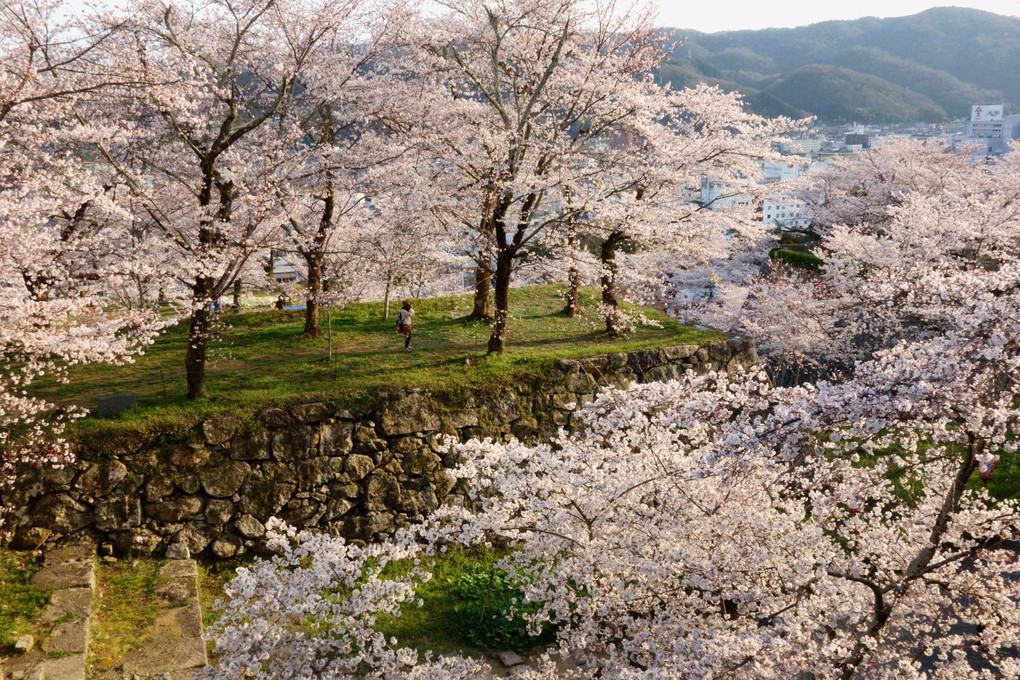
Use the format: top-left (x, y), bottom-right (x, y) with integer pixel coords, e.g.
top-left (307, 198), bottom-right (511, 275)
top-left (2, 547), bottom-right (580, 680)
top-left (1, 546), bottom-right (207, 680)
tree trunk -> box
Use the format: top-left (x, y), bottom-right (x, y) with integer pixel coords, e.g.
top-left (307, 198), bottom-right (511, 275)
top-left (186, 162), bottom-right (231, 400)
top-left (467, 260), bottom-right (492, 321)
top-left (486, 249), bottom-right (514, 355)
top-left (601, 231), bottom-right (627, 336)
top-left (266, 248), bottom-right (276, 282)
top-left (564, 218), bottom-right (580, 317)
top-left (382, 273), bottom-right (393, 321)
top-left (303, 189), bottom-right (333, 338)
top-left (231, 279), bottom-right (241, 312)
top-left (565, 265), bottom-right (580, 317)
top-left (303, 252), bottom-right (322, 338)
top-left (185, 278), bottom-right (213, 400)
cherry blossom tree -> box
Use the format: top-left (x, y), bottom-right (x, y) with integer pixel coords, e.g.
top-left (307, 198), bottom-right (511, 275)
top-left (209, 269), bottom-right (1020, 677)
top-left (564, 85), bottom-right (799, 335)
top-left (273, 0), bottom-right (415, 337)
top-left (1, 0), bottom-right (166, 540)
top-left (349, 164), bottom-right (460, 320)
top-left (78, 0), bottom-right (378, 398)
top-left (418, 0), bottom-right (673, 354)
top-left (707, 139), bottom-right (1020, 380)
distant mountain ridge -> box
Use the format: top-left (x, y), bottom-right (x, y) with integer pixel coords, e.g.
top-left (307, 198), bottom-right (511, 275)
top-left (656, 7), bottom-right (1020, 123)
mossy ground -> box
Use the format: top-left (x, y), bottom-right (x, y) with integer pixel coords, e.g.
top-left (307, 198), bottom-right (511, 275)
top-left (87, 558), bottom-right (165, 674)
top-left (0, 552), bottom-right (49, 650)
top-left (375, 545), bottom-right (518, 657)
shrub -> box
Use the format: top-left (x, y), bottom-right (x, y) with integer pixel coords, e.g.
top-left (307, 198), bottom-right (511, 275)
top-left (769, 247), bottom-right (824, 272)
top-left (448, 563), bottom-right (555, 652)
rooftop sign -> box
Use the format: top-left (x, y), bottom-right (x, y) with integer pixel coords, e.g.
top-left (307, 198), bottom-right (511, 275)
top-left (972, 105), bottom-right (1004, 122)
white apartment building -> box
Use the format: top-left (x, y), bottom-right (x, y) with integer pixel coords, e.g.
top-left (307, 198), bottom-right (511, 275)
top-left (761, 197), bottom-right (811, 230)
top-left (960, 104), bottom-right (1020, 155)
top-left (761, 161), bottom-right (813, 230)
top-left (698, 160), bottom-right (814, 231)
top-left (699, 176), bottom-right (751, 210)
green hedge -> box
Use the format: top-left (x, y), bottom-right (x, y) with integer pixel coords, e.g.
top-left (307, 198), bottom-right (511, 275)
top-left (769, 247), bottom-right (824, 272)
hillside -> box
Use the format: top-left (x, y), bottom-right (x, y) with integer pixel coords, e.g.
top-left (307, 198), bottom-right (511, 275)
top-left (657, 7), bottom-right (1020, 122)
top-left (765, 64), bottom-right (947, 123)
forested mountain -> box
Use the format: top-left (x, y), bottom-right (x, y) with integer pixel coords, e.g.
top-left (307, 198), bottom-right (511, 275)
top-left (656, 7), bottom-right (1020, 122)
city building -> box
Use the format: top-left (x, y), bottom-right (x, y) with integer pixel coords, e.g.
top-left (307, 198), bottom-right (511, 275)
top-left (958, 104), bottom-right (1020, 155)
top-left (698, 160), bottom-right (813, 231)
top-left (844, 133), bottom-right (870, 150)
top-left (761, 197), bottom-right (811, 230)
top-left (699, 176), bottom-right (750, 210)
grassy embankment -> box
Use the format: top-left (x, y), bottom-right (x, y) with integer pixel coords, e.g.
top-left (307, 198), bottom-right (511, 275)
top-left (34, 284), bottom-right (721, 437)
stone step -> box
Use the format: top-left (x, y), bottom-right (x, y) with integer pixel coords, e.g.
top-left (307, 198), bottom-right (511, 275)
top-left (88, 559), bottom-right (207, 680)
top-left (1, 544), bottom-right (96, 680)
top-left (2, 551), bottom-right (208, 680)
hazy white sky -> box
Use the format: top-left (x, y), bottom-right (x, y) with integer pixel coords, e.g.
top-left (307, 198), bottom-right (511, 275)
top-left (57, 0), bottom-right (1020, 33)
top-left (654, 0), bottom-right (1020, 33)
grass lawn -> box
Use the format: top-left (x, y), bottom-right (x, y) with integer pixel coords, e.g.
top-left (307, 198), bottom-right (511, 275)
top-left (35, 285), bottom-right (719, 435)
top-left (374, 544), bottom-right (552, 657)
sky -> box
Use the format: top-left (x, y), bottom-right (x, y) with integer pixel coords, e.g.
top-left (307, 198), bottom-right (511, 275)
top-left (653, 0), bottom-right (1020, 33)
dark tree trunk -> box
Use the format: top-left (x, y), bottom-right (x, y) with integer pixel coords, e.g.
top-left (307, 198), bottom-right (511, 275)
top-left (601, 230), bottom-right (627, 337)
top-left (303, 252), bottom-right (322, 338)
top-left (562, 187), bottom-right (580, 317)
top-left (382, 273), bottom-right (393, 321)
top-left (564, 218), bottom-right (580, 317)
top-left (231, 279), bottom-right (241, 312)
top-left (266, 248), bottom-right (276, 282)
top-left (486, 248), bottom-right (514, 354)
top-left (185, 162), bottom-right (234, 399)
top-left (564, 265), bottom-right (580, 317)
top-left (302, 189), bottom-right (333, 338)
top-left (467, 260), bottom-right (492, 321)
top-left (185, 277), bottom-right (214, 400)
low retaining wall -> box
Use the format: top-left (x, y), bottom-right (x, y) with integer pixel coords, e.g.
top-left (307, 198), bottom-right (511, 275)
top-left (7, 339), bottom-right (757, 557)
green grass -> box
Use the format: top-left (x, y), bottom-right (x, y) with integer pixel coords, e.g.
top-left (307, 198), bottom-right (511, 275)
top-left (34, 285), bottom-right (719, 436)
top-left (88, 558), bottom-right (165, 673)
top-left (850, 437), bottom-right (1020, 503)
top-left (0, 551), bottom-right (50, 649)
top-left (376, 544), bottom-right (552, 657)
top-left (967, 450), bottom-right (1020, 501)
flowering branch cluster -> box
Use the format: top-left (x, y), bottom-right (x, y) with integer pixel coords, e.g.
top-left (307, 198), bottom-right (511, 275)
top-left (707, 139), bottom-right (1020, 379)
top-left (0, 0), bottom-right (169, 539)
top-left (211, 289), bottom-right (1020, 677)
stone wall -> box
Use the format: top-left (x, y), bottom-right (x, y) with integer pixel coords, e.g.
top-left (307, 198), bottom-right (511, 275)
top-left (6, 339), bottom-right (757, 557)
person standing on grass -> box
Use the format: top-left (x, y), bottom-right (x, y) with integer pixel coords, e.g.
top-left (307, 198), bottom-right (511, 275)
top-left (396, 300), bottom-right (414, 352)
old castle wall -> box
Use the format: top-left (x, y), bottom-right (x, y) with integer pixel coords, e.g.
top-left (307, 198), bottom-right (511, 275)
top-left (7, 339), bottom-right (757, 557)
